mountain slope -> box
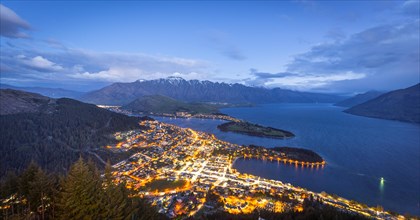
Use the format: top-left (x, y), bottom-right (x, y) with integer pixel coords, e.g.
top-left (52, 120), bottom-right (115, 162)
top-left (0, 89), bottom-right (54, 115)
top-left (123, 95), bottom-right (219, 114)
top-left (0, 84), bottom-right (85, 99)
top-left (80, 77), bottom-right (343, 105)
top-left (344, 84), bottom-right (420, 123)
top-left (334, 91), bottom-right (384, 107)
top-left (0, 89), bottom-right (145, 176)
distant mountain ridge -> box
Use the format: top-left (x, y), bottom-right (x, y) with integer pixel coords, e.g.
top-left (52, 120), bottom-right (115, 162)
top-left (335, 90), bottom-right (384, 107)
top-left (0, 89), bottom-right (144, 176)
top-left (123, 95), bottom-right (219, 114)
top-left (0, 84), bottom-right (85, 99)
top-left (81, 77), bottom-right (343, 105)
top-left (345, 84), bottom-right (420, 123)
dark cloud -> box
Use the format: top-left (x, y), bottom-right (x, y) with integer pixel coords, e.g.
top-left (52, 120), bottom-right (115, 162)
top-left (253, 71), bottom-right (299, 79)
top-left (0, 63), bottom-right (14, 73)
top-left (0, 4), bottom-right (31, 38)
top-left (246, 19), bottom-right (419, 92)
top-left (244, 71), bottom-right (303, 87)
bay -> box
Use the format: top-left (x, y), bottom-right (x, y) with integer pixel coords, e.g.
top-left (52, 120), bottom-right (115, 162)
top-left (155, 103), bottom-right (420, 215)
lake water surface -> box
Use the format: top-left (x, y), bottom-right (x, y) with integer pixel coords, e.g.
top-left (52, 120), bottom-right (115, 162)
top-left (155, 103), bottom-right (420, 215)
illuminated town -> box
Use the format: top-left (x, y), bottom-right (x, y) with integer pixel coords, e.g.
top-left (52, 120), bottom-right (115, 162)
top-left (107, 119), bottom-right (399, 220)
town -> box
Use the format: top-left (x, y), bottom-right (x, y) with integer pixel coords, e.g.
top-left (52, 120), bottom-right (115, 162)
top-left (107, 119), bottom-right (399, 219)
top-left (98, 105), bottom-right (242, 122)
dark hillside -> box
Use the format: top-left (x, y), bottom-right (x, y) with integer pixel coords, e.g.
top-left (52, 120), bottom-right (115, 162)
top-left (0, 89), bottom-right (146, 176)
top-left (345, 84), bottom-right (420, 123)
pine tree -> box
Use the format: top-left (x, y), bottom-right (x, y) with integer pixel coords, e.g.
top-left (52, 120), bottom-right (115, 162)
top-left (101, 161), bottom-right (161, 220)
top-left (28, 168), bottom-right (57, 220)
top-left (101, 161), bottom-right (127, 220)
top-left (128, 197), bottom-right (162, 220)
top-left (0, 171), bottom-right (19, 217)
top-left (57, 157), bottom-right (104, 219)
top-left (0, 171), bottom-right (18, 198)
top-left (18, 161), bottom-right (40, 212)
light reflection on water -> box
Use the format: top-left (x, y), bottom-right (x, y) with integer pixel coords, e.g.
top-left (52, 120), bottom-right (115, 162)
top-left (380, 178), bottom-right (385, 194)
top-left (154, 103), bottom-right (420, 215)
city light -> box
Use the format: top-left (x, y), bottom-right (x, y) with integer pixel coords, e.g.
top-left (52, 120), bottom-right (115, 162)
top-left (103, 120), bottom-right (394, 219)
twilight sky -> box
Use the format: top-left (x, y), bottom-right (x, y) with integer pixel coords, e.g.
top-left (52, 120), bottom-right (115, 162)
top-left (0, 1), bottom-right (419, 93)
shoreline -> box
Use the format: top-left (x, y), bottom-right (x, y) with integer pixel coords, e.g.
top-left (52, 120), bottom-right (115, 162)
top-left (107, 115), bottom-right (405, 218)
top-left (230, 155), bottom-right (326, 171)
top-left (100, 106), bottom-right (242, 122)
top-left (101, 105), bottom-right (296, 140)
top-left (217, 121), bottom-right (295, 139)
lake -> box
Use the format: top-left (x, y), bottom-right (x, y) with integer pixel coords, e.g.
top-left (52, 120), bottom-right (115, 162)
top-left (155, 103), bottom-right (420, 215)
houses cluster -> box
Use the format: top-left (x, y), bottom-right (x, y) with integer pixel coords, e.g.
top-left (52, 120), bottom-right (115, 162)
top-left (107, 120), bottom-right (397, 219)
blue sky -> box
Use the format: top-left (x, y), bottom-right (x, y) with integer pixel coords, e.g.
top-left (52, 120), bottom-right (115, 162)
top-left (0, 1), bottom-right (419, 93)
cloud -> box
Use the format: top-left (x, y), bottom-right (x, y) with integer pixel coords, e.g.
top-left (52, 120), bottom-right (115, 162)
top-left (263, 71), bottom-right (365, 89)
top-left (221, 46), bottom-right (246, 61)
top-left (253, 71), bottom-right (299, 79)
top-left (22, 56), bottom-right (64, 72)
top-left (0, 41), bottom-right (209, 87)
top-left (401, 0), bottom-right (420, 16)
top-left (0, 4), bottom-right (31, 38)
top-left (247, 18), bottom-right (419, 92)
top-left (72, 67), bottom-right (143, 82)
top-left (245, 69), bottom-right (365, 90)
top-left (0, 63), bottom-right (14, 73)
top-left (71, 67), bottom-right (205, 82)
top-left (1, 1), bottom-right (417, 93)
top-left (205, 30), bottom-right (247, 61)
top-left (324, 28), bottom-right (346, 42)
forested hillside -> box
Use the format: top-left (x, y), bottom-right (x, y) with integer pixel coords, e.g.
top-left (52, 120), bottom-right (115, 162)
top-left (0, 159), bottom-right (374, 220)
top-left (0, 89), bottom-right (147, 176)
top-left (0, 159), bottom-right (163, 219)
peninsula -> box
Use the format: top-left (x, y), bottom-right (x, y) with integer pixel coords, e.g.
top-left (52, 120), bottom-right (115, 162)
top-left (217, 121), bottom-right (295, 139)
top-left (241, 145), bottom-right (324, 163)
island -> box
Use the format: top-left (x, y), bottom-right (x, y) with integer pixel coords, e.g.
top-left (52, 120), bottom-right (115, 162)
top-left (217, 121), bottom-right (295, 139)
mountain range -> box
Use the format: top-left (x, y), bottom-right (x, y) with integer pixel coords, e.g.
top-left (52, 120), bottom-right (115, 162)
top-left (80, 77), bottom-right (343, 105)
top-left (345, 84), bottom-right (420, 123)
top-left (122, 95), bottom-right (219, 114)
top-left (334, 91), bottom-right (384, 108)
top-left (0, 84), bottom-right (85, 99)
top-left (0, 89), bottom-right (145, 176)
